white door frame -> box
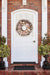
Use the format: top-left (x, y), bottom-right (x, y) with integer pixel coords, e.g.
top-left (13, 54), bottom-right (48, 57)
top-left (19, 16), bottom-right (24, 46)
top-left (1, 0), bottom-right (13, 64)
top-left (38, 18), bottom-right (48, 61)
top-left (2, 0), bottom-right (8, 67)
top-left (41, 0), bottom-right (47, 67)
top-left (2, 0), bottom-right (47, 66)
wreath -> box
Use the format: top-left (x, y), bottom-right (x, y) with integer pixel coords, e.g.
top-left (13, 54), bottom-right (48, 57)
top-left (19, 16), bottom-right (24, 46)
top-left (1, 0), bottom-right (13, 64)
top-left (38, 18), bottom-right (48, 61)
top-left (16, 20), bottom-right (33, 36)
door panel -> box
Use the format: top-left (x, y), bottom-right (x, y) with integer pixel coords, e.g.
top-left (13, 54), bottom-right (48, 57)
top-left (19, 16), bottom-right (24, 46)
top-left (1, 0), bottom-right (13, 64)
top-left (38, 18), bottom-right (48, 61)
top-left (11, 9), bottom-right (38, 63)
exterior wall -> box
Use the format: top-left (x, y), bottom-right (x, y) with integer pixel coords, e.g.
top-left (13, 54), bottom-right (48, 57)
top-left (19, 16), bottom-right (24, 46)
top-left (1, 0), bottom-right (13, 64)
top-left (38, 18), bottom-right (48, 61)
top-left (0, 0), bottom-right (1, 35)
top-left (7, 0), bottom-right (42, 65)
top-left (48, 0), bottom-right (50, 63)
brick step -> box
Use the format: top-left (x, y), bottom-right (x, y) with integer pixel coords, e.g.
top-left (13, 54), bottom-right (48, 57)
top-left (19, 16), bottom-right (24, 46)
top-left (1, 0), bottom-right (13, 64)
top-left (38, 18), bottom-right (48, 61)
top-left (0, 69), bottom-right (50, 75)
top-left (10, 62), bottom-right (38, 67)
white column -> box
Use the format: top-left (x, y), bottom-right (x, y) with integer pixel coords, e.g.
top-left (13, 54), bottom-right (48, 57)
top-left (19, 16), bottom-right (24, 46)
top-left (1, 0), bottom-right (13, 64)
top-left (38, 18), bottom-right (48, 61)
top-left (42, 0), bottom-right (47, 37)
top-left (2, 0), bottom-right (8, 67)
top-left (41, 0), bottom-right (47, 67)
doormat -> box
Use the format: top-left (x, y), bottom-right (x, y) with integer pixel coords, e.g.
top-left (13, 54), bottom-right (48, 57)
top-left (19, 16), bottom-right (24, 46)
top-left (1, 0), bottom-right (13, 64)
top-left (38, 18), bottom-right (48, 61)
top-left (13, 66), bottom-right (35, 70)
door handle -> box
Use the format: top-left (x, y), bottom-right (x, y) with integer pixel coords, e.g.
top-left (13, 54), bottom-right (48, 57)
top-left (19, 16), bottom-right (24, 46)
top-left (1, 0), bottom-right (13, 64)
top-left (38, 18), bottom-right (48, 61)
top-left (33, 40), bottom-right (36, 43)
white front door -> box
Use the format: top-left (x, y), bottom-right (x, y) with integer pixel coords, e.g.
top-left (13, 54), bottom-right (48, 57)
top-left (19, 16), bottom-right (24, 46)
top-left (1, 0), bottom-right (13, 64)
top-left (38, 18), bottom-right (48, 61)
top-left (11, 9), bottom-right (38, 63)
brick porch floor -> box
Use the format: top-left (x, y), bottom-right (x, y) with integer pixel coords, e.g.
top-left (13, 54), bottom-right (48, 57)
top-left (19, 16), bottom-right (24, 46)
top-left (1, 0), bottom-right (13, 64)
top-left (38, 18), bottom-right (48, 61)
top-left (0, 67), bottom-right (50, 75)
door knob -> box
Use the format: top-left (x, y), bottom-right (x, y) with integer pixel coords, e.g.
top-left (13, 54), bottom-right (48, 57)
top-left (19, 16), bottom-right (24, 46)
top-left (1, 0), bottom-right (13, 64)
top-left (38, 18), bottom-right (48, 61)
top-left (33, 40), bottom-right (36, 43)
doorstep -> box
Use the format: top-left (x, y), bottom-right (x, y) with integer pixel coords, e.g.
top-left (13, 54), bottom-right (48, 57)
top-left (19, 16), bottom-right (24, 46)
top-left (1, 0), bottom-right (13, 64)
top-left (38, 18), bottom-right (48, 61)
top-left (0, 67), bottom-right (50, 75)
